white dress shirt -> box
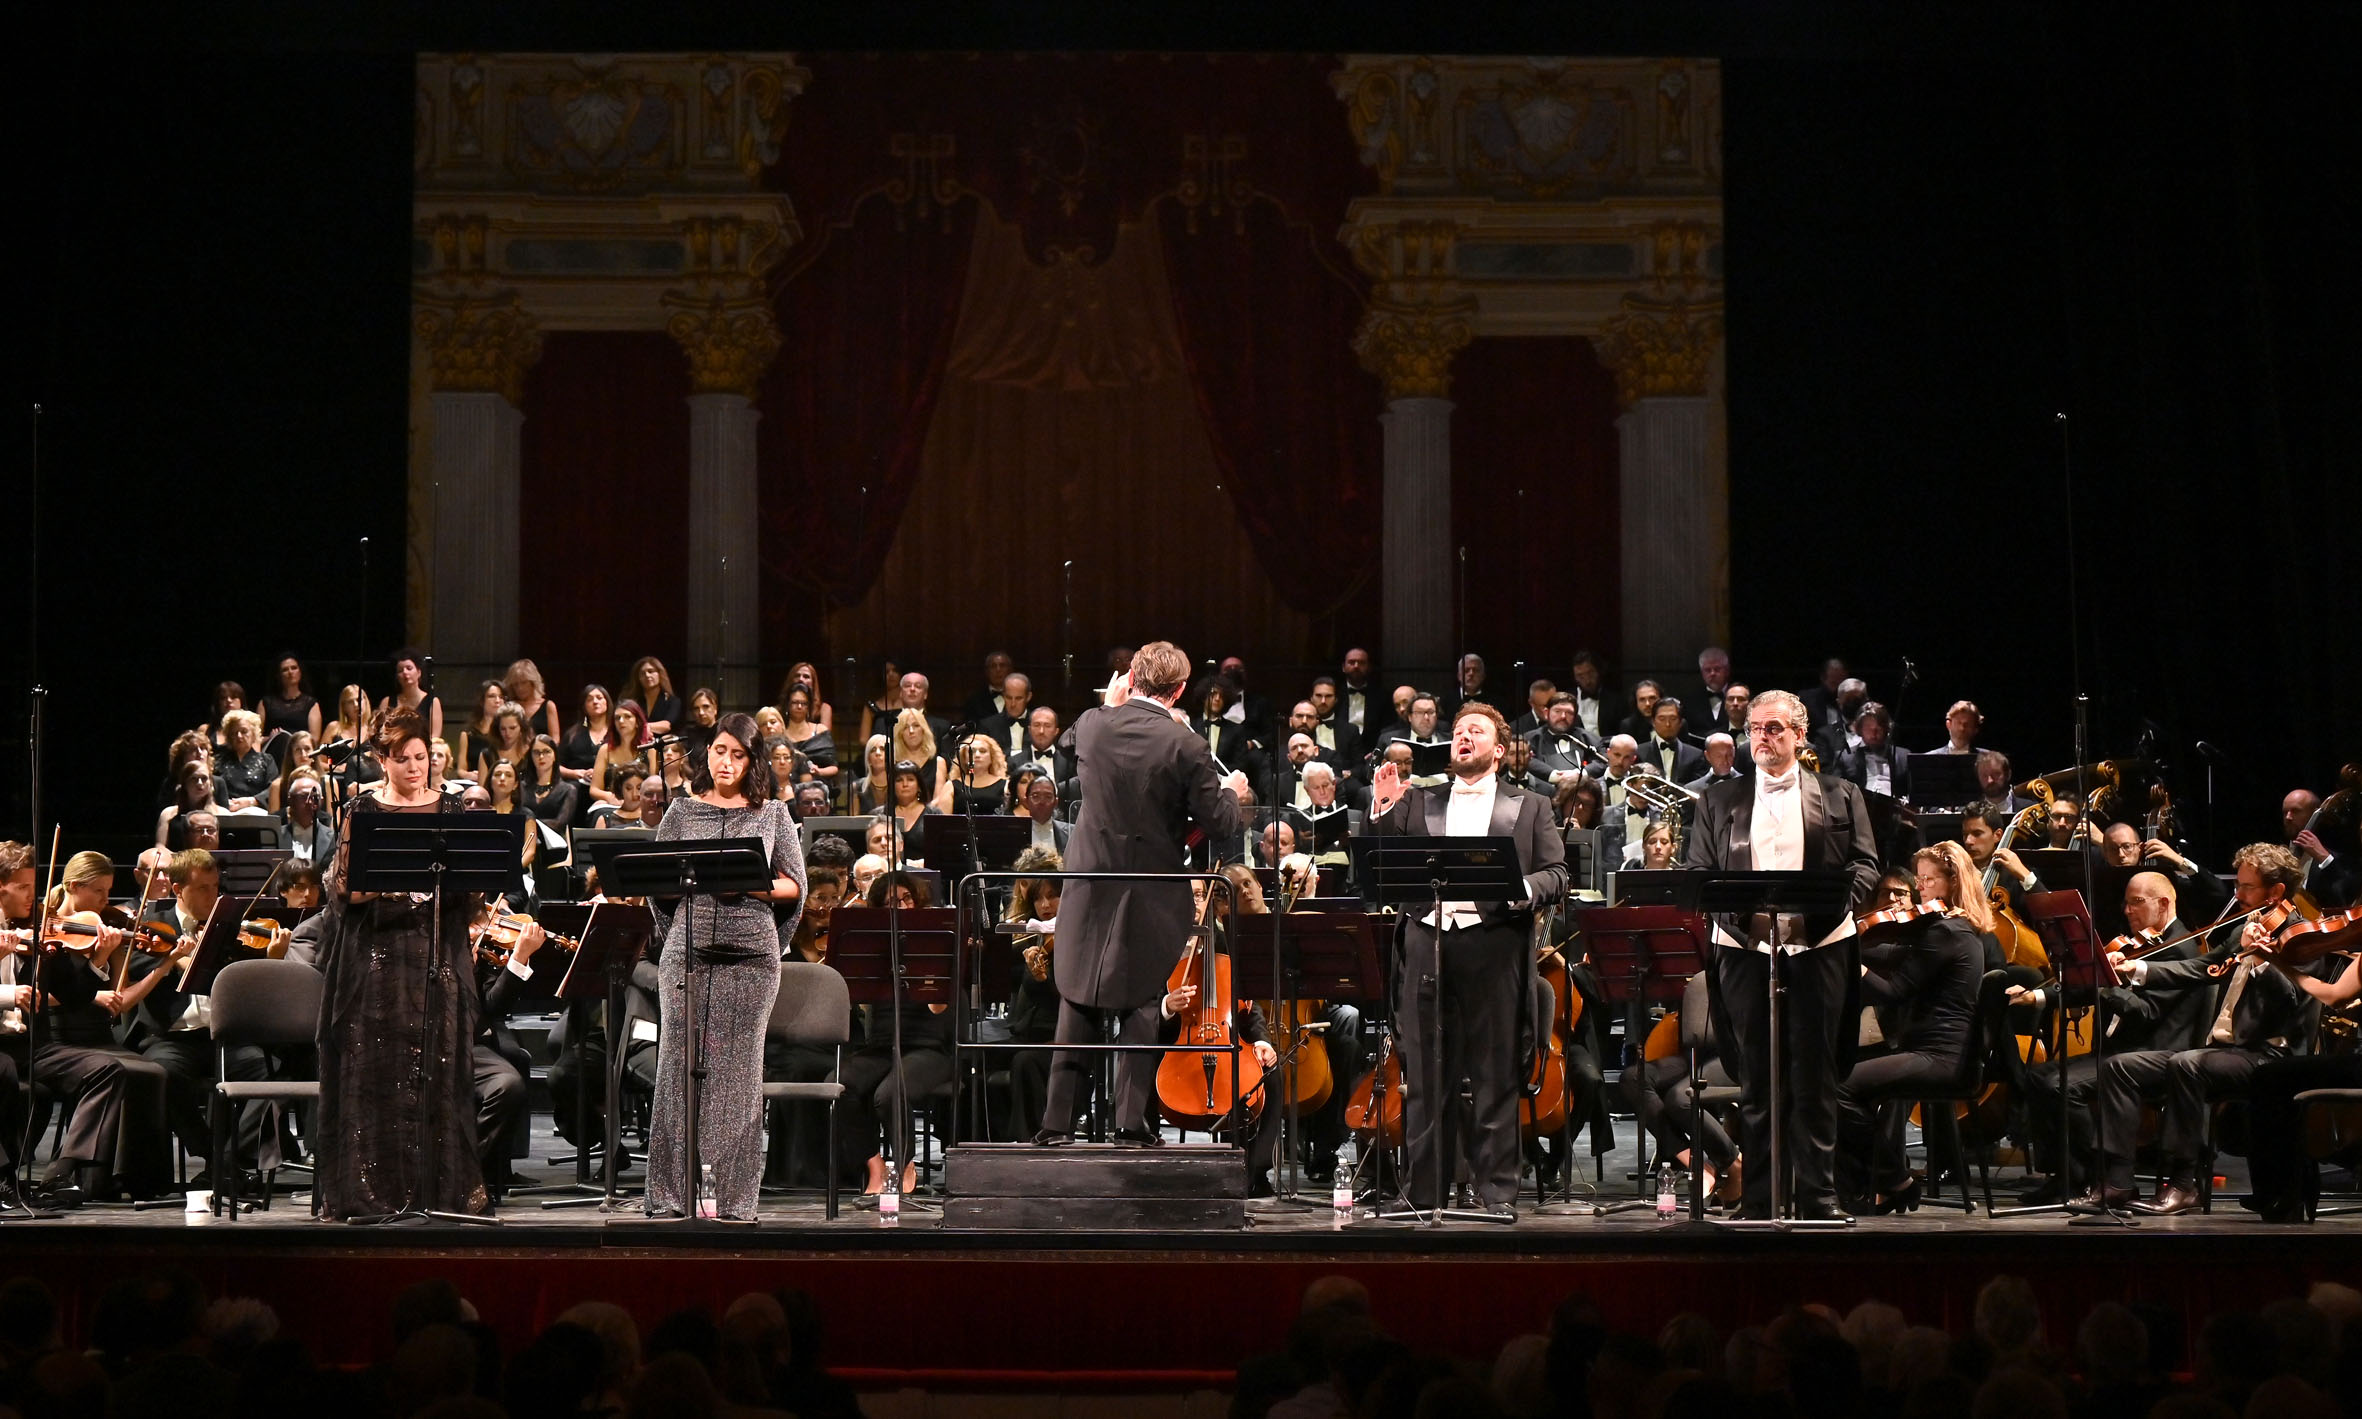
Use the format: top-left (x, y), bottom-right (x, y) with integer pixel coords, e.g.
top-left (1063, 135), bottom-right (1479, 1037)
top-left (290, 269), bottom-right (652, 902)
top-left (167, 901), bottom-right (215, 1033)
top-left (1424, 776), bottom-right (1498, 931)
top-left (1862, 751), bottom-right (1892, 796)
top-left (1749, 767), bottom-right (1805, 872)
top-left (1030, 816), bottom-right (1058, 852)
top-left (1576, 693), bottom-right (1604, 738)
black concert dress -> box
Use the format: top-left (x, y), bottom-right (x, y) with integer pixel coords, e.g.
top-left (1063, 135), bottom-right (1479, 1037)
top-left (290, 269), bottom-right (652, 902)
top-left (314, 792), bottom-right (489, 1219)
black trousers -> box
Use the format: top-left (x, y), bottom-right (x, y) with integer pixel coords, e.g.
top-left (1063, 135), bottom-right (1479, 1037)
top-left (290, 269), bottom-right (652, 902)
top-left (1715, 945), bottom-right (1852, 1214)
top-left (30, 1041), bottom-right (172, 1191)
top-left (2245, 1053), bottom-right (2362, 1213)
top-left (1625, 1054), bottom-right (1737, 1173)
top-left (2098, 1044), bottom-right (2270, 1190)
top-left (546, 1021), bottom-right (657, 1146)
top-left (1003, 1040), bottom-right (1056, 1142)
top-left (1301, 1002), bottom-right (1365, 1151)
top-left (838, 1045), bottom-right (955, 1174)
top-left (1395, 919), bottom-right (1524, 1208)
top-left (1044, 997), bottom-right (1164, 1136)
top-left (472, 1044), bottom-right (527, 1187)
top-left (141, 1032), bottom-right (272, 1165)
top-left (2021, 1054), bottom-right (2105, 1190)
top-left (1837, 1049), bottom-right (1961, 1198)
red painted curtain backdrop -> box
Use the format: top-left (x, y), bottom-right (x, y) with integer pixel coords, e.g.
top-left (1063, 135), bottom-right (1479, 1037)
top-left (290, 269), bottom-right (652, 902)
top-left (517, 331), bottom-right (690, 709)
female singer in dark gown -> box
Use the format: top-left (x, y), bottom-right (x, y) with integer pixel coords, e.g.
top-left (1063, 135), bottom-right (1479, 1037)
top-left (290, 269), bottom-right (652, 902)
top-left (315, 708), bottom-right (488, 1220)
top-left (645, 712), bottom-right (805, 1219)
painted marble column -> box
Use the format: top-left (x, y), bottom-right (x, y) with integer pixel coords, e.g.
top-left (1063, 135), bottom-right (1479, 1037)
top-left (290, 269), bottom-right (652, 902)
top-left (415, 294), bottom-right (541, 683)
top-left (1355, 295), bottom-right (1472, 687)
top-left (1601, 300), bottom-right (1726, 681)
top-left (668, 293), bottom-right (782, 711)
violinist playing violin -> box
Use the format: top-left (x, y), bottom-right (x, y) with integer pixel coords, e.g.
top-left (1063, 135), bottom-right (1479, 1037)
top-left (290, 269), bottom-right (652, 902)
top-left (5, 843), bottom-right (177, 1204)
top-left (2243, 915), bottom-right (2362, 1221)
top-left (128, 848), bottom-right (286, 1185)
top-left (2013, 870), bottom-right (2210, 1205)
top-left (466, 894), bottom-right (547, 1198)
top-left (2088, 843), bottom-right (2318, 1215)
top-left (1835, 844), bottom-right (1986, 1214)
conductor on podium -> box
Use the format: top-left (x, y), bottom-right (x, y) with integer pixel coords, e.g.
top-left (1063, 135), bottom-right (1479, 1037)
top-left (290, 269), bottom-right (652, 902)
top-left (1363, 701), bottom-right (1568, 1217)
top-left (1681, 688), bottom-right (1881, 1221)
top-left (1033, 641), bottom-right (1255, 1147)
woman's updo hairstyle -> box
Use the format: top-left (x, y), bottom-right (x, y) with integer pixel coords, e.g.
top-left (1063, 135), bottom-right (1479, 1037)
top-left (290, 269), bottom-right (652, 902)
top-left (370, 706), bottom-right (430, 760)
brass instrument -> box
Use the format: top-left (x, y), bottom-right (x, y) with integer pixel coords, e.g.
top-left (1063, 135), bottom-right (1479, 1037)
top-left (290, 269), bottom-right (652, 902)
top-left (1624, 771), bottom-right (1701, 864)
top-left (1797, 744), bottom-right (1822, 773)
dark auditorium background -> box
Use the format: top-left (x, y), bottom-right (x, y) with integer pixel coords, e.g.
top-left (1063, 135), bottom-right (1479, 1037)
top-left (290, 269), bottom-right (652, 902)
top-left (9, 3), bottom-right (2359, 864)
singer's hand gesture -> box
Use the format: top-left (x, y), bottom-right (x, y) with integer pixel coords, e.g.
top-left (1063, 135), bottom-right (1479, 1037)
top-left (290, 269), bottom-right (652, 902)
top-left (1370, 761), bottom-right (1407, 818)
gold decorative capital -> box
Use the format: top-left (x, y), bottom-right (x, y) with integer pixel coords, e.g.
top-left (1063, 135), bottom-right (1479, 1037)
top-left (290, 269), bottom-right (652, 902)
top-left (1598, 297), bottom-right (1723, 408)
top-left (415, 293), bottom-right (543, 403)
top-left (1353, 302), bottom-right (1474, 401)
top-left (664, 291), bottom-right (781, 396)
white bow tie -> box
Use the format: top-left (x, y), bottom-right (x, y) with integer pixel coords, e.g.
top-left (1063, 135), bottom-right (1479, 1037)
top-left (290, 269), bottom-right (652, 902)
top-left (1450, 782), bottom-right (1488, 798)
top-left (1760, 772), bottom-right (1799, 795)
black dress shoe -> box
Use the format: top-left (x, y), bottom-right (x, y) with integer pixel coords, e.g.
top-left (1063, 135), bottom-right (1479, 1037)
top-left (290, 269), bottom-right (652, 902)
top-left (28, 1182), bottom-right (84, 1210)
top-left (2070, 1184), bottom-right (2139, 1210)
top-left (1029, 1129), bottom-right (1075, 1147)
top-left (2017, 1177), bottom-right (2070, 1206)
top-left (2254, 1202), bottom-right (2308, 1224)
top-left (2132, 1183), bottom-right (2202, 1217)
top-left (1871, 1178), bottom-right (1924, 1216)
top-left (1794, 1200), bottom-right (1853, 1223)
top-left (1111, 1127), bottom-right (1164, 1148)
top-left (1731, 1203), bottom-right (1772, 1221)
top-left (1483, 1201), bottom-right (1518, 1222)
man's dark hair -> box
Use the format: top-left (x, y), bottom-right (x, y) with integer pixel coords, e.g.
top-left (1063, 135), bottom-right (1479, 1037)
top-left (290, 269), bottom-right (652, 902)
top-left (1310, 675), bottom-right (1339, 692)
top-left (807, 835), bottom-right (855, 869)
top-left (1963, 800), bottom-right (2013, 833)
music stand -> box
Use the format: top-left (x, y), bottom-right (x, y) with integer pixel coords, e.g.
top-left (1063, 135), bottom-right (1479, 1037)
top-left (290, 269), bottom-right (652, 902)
top-left (1992, 889), bottom-right (2136, 1225)
top-left (1562, 828), bottom-right (1604, 897)
top-left (1230, 910), bottom-right (1382, 1208)
top-left (1574, 906), bottom-right (1709, 1218)
top-left (522, 901), bottom-right (654, 1208)
top-left (211, 848), bottom-right (293, 898)
top-left (1696, 869), bottom-right (1857, 1231)
top-left (1906, 752), bottom-right (1979, 808)
top-left (828, 906), bottom-right (958, 1208)
top-left (342, 813), bottom-right (526, 1226)
top-left (797, 816), bottom-right (875, 863)
top-left (600, 838), bottom-right (771, 1229)
top-left (184, 894), bottom-right (294, 997)
top-left (938, 815), bottom-right (1034, 882)
top-left (1349, 834), bottom-right (1529, 1226)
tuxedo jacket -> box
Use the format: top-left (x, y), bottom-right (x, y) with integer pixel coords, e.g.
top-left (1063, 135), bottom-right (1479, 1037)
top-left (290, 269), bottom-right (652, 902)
top-left (1833, 742), bottom-right (1914, 802)
top-left (1693, 690), bottom-right (1737, 741)
top-left (1009, 741), bottom-right (1080, 800)
top-left (1678, 770), bottom-right (1883, 945)
top-left (1310, 716), bottom-right (1363, 769)
top-left (2096, 918), bottom-right (2210, 1053)
top-left (1526, 725), bottom-right (1598, 783)
top-left (1638, 735), bottom-right (1708, 785)
top-left (2133, 922), bottom-right (2317, 1055)
top-left (977, 711), bottom-right (1028, 760)
top-left (1361, 779), bottom-right (1568, 932)
top-left (1057, 698), bottom-right (1246, 1009)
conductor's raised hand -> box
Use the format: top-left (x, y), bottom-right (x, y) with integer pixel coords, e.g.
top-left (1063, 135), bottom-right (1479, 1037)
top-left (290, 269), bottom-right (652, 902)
top-left (1369, 760), bottom-right (1407, 817)
top-left (1225, 771), bottom-right (1255, 805)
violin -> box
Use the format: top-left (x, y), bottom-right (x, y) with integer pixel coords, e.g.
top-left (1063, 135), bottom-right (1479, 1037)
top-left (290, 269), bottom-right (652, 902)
top-left (2215, 901), bottom-right (2360, 976)
top-left (1155, 889), bottom-right (1264, 1131)
top-left (237, 918), bottom-right (292, 959)
top-left (470, 911), bottom-right (578, 966)
top-left (1857, 898), bottom-right (1948, 936)
top-left (23, 912), bottom-right (182, 956)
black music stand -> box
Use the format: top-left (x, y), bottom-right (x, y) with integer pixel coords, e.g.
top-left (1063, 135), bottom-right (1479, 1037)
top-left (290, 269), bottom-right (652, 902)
top-left (829, 906), bottom-right (959, 1207)
top-left (1696, 869), bottom-right (1857, 1231)
top-left (1575, 906), bottom-right (1709, 1218)
top-left (939, 815), bottom-right (1034, 882)
top-left (210, 848), bottom-right (293, 898)
top-left (343, 813), bottom-right (526, 1226)
top-left (1562, 828), bottom-right (1605, 897)
top-left (601, 839), bottom-right (770, 1229)
top-left (1231, 910), bottom-right (1382, 1208)
top-left (1906, 753), bottom-right (1980, 808)
top-left (525, 900), bottom-right (655, 1209)
top-left (1993, 890), bottom-right (2137, 1226)
top-left (1349, 834), bottom-right (1528, 1226)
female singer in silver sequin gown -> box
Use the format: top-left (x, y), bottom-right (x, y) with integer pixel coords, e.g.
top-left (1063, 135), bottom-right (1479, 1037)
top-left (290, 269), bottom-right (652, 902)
top-left (316, 710), bottom-right (490, 1220)
top-left (645, 712), bottom-right (805, 1218)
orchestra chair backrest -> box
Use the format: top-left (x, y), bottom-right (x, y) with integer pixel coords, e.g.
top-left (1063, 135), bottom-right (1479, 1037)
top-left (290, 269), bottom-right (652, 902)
top-left (769, 961), bottom-right (851, 1047)
top-left (1962, 969), bottom-right (2015, 1095)
top-left (208, 958), bottom-right (324, 1050)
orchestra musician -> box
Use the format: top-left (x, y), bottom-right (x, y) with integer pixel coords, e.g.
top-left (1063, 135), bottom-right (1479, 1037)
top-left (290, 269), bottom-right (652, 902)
top-left (1622, 970), bottom-right (1741, 1207)
top-left (6, 842), bottom-right (177, 1204)
top-left (1362, 701), bottom-right (1568, 1217)
top-left (1680, 689), bottom-right (1882, 1222)
top-left (1033, 641), bottom-right (1254, 1148)
top-left (1836, 846), bottom-right (1987, 1213)
top-left (2089, 843), bottom-right (2318, 1214)
top-left (2244, 945), bottom-right (2362, 1221)
top-left (2014, 869), bottom-right (2209, 1204)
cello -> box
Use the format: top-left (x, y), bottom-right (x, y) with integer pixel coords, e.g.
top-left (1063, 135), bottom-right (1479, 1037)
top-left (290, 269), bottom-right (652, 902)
top-left (1155, 887), bottom-right (1265, 1132)
top-left (1523, 917), bottom-right (1582, 1140)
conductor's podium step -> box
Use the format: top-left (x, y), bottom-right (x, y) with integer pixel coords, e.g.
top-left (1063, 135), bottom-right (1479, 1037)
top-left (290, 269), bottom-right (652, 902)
top-left (940, 1143), bottom-right (1248, 1232)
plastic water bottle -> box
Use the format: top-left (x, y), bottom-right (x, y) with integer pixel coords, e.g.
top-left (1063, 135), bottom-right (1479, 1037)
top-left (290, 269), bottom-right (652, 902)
top-left (1332, 1179), bottom-right (1355, 1226)
top-left (1655, 1163), bottom-right (1677, 1221)
top-left (696, 1164), bottom-right (718, 1220)
top-left (878, 1185), bottom-right (901, 1226)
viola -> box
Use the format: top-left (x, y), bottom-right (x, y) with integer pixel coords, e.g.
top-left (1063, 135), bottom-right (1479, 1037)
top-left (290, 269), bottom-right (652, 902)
top-left (1857, 898), bottom-right (1947, 936)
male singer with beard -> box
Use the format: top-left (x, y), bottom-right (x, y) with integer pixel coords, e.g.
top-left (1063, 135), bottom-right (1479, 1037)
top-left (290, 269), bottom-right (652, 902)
top-left (1033, 641), bottom-right (1254, 1147)
top-left (1363, 702), bottom-right (1568, 1218)
top-left (1681, 688), bottom-right (1880, 1221)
